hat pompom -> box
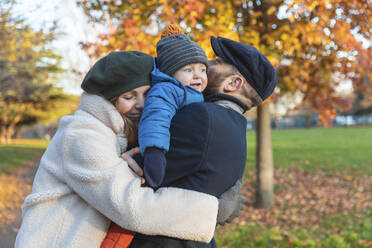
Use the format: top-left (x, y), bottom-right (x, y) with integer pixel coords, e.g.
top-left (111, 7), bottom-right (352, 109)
top-left (157, 24), bottom-right (207, 76)
top-left (161, 24), bottom-right (183, 38)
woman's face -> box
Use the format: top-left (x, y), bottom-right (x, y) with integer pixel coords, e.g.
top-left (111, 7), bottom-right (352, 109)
top-left (115, 85), bottom-right (150, 119)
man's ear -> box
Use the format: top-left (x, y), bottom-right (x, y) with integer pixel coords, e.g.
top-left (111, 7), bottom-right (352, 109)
top-left (223, 75), bottom-right (244, 93)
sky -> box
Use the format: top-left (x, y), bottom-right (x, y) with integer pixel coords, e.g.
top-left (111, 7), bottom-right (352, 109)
top-left (13, 0), bottom-right (102, 95)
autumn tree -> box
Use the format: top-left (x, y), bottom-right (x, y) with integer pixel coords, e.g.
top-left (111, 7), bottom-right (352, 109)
top-left (78, 0), bottom-right (371, 207)
top-left (0, 0), bottom-right (73, 143)
top-left (348, 77), bottom-right (372, 116)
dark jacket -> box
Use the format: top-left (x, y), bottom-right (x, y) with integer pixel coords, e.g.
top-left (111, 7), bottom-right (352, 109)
top-left (130, 94), bottom-right (248, 248)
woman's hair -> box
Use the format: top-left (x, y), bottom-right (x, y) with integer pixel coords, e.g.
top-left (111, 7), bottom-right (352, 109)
top-left (110, 97), bottom-right (139, 149)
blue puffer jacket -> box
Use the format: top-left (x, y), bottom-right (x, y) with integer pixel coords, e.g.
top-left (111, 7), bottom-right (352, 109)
top-left (138, 62), bottom-right (204, 155)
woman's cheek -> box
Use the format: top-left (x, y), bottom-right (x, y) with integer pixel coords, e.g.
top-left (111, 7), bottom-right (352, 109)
top-left (119, 103), bottom-right (131, 115)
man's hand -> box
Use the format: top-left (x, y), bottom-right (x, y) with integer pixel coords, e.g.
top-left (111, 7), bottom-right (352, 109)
top-left (121, 147), bottom-right (143, 177)
top-left (217, 179), bottom-right (245, 225)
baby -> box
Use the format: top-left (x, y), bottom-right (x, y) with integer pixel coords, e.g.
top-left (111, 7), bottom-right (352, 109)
top-left (138, 24), bottom-right (208, 188)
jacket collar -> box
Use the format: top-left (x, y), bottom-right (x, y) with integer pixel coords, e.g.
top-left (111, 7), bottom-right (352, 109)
top-left (205, 93), bottom-right (247, 114)
top-left (78, 92), bottom-right (124, 134)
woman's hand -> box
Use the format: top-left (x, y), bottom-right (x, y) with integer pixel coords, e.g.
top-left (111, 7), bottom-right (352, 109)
top-left (121, 147), bottom-right (144, 181)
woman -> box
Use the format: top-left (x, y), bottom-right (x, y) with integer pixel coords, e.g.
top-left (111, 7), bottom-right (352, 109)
top-left (15, 51), bottom-right (242, 248)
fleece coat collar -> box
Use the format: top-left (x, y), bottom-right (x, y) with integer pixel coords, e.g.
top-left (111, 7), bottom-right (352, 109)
top-left (79, 92), bottom-right (124, 134)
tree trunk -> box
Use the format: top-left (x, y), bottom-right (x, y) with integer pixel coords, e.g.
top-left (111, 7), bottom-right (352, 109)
top-left (13, 126), bottom-right (22, 139)
top-left (0, 126), bottom-right (6, 144)
top-left (5, 125), bottom-right (14, 143)
top-left (255, 101), bottom-right (274, 208)
top-left (5, 115), bottom-right (22, 143)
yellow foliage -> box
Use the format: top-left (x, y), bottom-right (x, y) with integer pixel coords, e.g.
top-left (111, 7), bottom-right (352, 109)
top-left (77, 0), bottom-right (371, 126)
top-left (307, 1), bottom-right (319, 12)
top-left (267, 6), bottom-right (276, 15)
top-left (0, 174), bottom-right (32, 230)
top-left (281, 33), bottom-right (289, 41)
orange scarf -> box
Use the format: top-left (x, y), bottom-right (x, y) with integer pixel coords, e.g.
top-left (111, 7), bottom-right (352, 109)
top-left (100, 222), bottom-right (135, 248)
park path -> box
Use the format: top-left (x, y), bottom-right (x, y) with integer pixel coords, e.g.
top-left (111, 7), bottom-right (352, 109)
top-left (0, 154), bottom-right (42, 248)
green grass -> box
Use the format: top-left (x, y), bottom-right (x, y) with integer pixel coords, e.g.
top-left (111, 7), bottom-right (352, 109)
top-left (245, 126), bottom-right (372, 175)
top-left (1, 128), bottom-right (371, 247)
top-left (219, 126), bottom-right (372, 247)
top-left (0, 139), bottom-right (49, 173)
top-left (216, 211), bottom-right (372, 248)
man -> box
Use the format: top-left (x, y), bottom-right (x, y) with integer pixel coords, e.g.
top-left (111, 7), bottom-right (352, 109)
top-left (129, 36), bottom-right (277, 248)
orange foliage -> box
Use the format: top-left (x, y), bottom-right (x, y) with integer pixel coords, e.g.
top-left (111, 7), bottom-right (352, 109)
top-left (228, 168), bottom-right (372, 231)
top-left (78, 0), bottom-right (371, 126)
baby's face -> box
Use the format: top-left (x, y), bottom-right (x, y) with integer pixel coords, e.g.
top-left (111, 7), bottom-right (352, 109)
top-left (172, 63), bottom-right (208, 92)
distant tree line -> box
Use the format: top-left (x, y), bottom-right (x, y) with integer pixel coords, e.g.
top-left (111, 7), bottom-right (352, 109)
top-left (0, 0), bottom-right (78, 143)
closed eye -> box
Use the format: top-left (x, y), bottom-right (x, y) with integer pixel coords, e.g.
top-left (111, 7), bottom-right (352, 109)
top-left (122, 95), bottom-right (134, 100)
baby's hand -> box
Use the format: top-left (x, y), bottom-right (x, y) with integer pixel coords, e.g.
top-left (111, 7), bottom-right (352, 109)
top-left (121, 147), bottom-right (143, 177)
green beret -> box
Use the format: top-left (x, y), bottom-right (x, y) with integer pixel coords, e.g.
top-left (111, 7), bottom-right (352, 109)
top-left (81, 51), bottom-right (154, 99)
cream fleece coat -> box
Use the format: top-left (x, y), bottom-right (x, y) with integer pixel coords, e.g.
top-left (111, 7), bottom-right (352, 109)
top-left (15, 93), bottom-right (218, 248)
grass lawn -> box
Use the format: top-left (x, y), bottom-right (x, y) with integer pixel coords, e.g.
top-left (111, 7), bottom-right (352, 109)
top-left (0, 139), bottom-right (49, 173)
top-left (216, 212), bottom-right (372, 248)
top-left (1, 128), bottom-right (371, 247)
top-left (217, 126), bottom-right (372, 248)
top-left (245, 126), bottom-right (372, 175)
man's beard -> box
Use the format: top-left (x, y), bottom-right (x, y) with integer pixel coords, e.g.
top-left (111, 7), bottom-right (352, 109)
top-left (204, 68), bottom-right (220, 96)
top-left (205, 68), bottom-right (232, 96)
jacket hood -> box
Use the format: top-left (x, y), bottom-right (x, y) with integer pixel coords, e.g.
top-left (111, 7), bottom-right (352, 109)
top-left (78, 92), bottom-right (124, 134)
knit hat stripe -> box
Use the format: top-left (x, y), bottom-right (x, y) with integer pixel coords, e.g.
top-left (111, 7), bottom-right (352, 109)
top-left (156, 32), bottom-right (207, 76)
top-left (158, 46), bottom-right (206, 69)
top-left (157, 42), bottom-right (193, 64)
top-left (164, 56), bottom-right (207, 75)
top-left (157, 40), bottom-right (185, 58)
top-left (160, 49), bottom-right (207, 73)
top-left (157, 36), bottom-right (182, 48)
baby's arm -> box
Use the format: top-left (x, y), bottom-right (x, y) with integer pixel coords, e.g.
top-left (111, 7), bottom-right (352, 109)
top-left (138, 83), bottom-right (180, 188)
top-left (138, 82), bottom-right (179, 154)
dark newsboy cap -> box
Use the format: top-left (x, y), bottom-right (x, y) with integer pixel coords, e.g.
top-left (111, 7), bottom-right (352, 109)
top-left (81, 51), bottom-right (153, 99)
top-left (210, 36), bottom-right (277, 100)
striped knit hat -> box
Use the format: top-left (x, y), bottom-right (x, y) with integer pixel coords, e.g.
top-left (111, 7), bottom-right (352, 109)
top-left (156, 24), bottom-right (207, 76)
